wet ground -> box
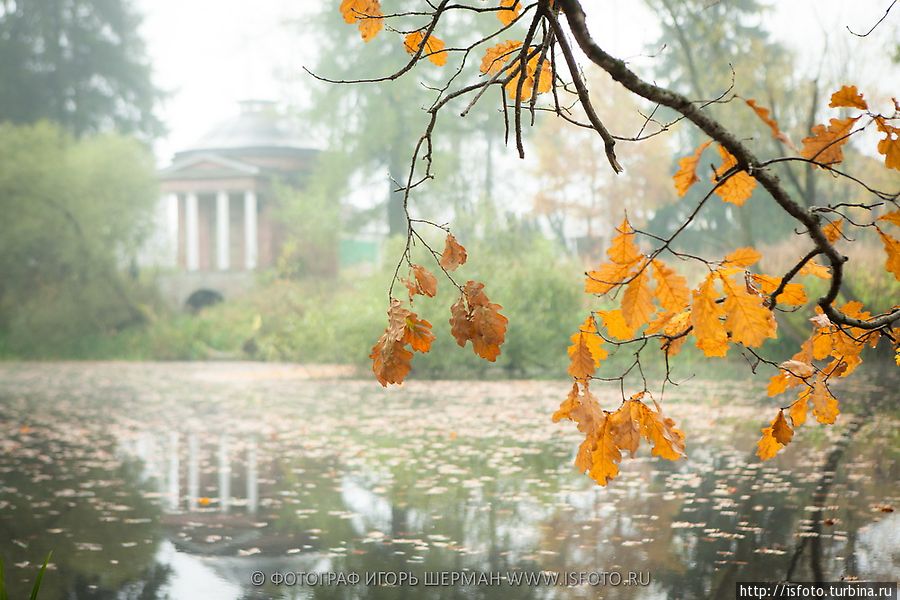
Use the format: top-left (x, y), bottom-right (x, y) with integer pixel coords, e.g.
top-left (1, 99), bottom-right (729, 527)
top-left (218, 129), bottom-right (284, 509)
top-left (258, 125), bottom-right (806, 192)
top-left (0, 362), bottom-right (897, 599)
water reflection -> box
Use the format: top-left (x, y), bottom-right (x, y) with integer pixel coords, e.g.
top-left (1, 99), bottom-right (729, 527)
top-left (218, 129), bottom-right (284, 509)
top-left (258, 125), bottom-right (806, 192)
top-left (0, 363), bottom-right (896, 599)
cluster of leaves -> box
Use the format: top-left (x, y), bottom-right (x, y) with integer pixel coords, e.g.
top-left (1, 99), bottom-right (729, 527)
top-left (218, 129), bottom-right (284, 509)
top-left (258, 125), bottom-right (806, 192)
top-left (335, 1), bottom-right (899, 489)
top-left (370, 235), bottom-right (509, 385)
top-left (558, 85), bottom-right (899, 485)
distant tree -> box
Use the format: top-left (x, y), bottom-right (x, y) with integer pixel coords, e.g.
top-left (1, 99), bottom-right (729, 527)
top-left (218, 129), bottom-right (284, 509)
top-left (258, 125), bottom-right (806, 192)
top-left (0, 122), bottom-right (158, 355)
top-left (0, 0), bottom-right (162, 137)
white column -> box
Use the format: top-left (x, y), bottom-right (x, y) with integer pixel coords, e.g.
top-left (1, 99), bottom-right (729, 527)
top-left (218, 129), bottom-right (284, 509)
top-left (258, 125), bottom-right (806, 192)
top-left (243, 190), bottom-right (258, 270)
top-left (216, 191), bottom-right (230, 270)
top-left (167, 193), bottom-right (179, 267)
top-left (185, 192), bottom-right (199, 271)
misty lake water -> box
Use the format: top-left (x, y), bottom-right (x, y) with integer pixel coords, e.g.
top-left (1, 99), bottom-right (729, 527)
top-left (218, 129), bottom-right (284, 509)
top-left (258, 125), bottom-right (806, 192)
top-left (0, 362), bottom-right (897, 599)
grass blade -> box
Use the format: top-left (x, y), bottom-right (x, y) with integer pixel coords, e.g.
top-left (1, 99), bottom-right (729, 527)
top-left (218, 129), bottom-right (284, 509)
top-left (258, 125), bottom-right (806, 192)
top-left (0, 556), bottom-right (9, 600)
top-left (28, 552), bottom-right (52, 600)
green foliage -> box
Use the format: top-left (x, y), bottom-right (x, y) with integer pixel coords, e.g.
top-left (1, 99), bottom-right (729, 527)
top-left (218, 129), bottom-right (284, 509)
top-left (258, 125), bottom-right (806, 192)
top-left (0, 122), bottom-right (159, 357)
top-left (0, 551), bottom-right (51, 600)
top-left (0, 0), bottom-right (162, 137)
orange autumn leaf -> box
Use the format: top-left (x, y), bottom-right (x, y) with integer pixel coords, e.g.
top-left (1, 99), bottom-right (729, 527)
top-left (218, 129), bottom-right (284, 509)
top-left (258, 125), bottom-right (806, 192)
top-left (722, 246), bottom-right (762, 268)
top-left (800, 117), bottom-right (858, 166)
top-left (878, 210), bottom-right (900, 227)
top-left (828, 85), bottom-right (868, 110)
top-left (370, 300), bottom-right (435, 386)
top-left (406, 264), bottom-right (438, 299)
top-left (479, 40), bottom-right (523, 75)
top-left (608, 399), bottom-right (644, 457)
top-left (651, 259), bottom-right (690, 312)
top-left (403, 30), bottom-right (448, 66)
top-left (403, 314), bottom-right (436, 353)
top-left (751, 274), bottom-right (808, 306)
top-left (449, 281), bottom-right (508, 361)
top-left (691, 275), bottom-right (728, 358)
top-left (822, 219), bottom-right (844, 243)
top-left (876, 227), bottom-right (900, 280)
top-left (713, 145), bottom-right (756, 206)
top-left (798, 259), bottom-right (832, 279)
top-left (339, 0), bottom-right (383, 42)
top-left (585, 261), bottom-right (634, 295)
top-left (606, 219), bottom-right (642, 265)
top-left (553, 383), bottom-right (622, 486)
top-left (597, 309), bottom-right (636, 340)
top-left (789, 397), bottom-right (808, 427)
top-left (757, 409), bottom-right (792, 461)
top-left (505, 54), bottom-right (553, 102)
top-left (567, 316), bottom-right (608, 380)
top-left (745, 99), bottom-right (794, 147)
top-left (439, 233), bottom-right (468, 271)
top-left (875, 118), bottom-right (900, 171)
top-left (497, 0), bottom-right (521, 26)
top-left (621, 267), bottom-right (655, 329)
top-left (673, 140), bottom-right (711, 197)
top-left (639, 400), bottom-right (686, 461)
top-left (719, 272), bottom-right (776, 348)
top-left (807, 375), bottom-right (840, 424)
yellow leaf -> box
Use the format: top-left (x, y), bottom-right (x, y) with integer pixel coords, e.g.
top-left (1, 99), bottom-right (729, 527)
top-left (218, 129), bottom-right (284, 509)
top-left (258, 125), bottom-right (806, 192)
top-left (798, 259), bottom-right (832, 279)
top-left (713, 145), bottom-right (756, 206)
top-left (828, 85), bottom-right (868, 110)
top-left (673, 140), bottom-right (711, 197)
top-left (767, 372), bottom-right (789, 397)
top-left (585, 261), bottom-right (634, 295)
top-left (608, 400), bottom-right (643, 457)
top-left (878, 210), bottom-right (900, 227)
top-left (621, 268), bottom-right (655, 329)
top-left (877, 227), bottom-right (900, 280)
top-left (552, 383), bottom-right (581, 422)
top-left (567, 316), bottom-right (608, 370)
top-left (651, 259), bottom-right (690, 312)
top-left (589, 419), bottom-right (622, 486)
top-left (876, 119), bottom-right (900, 171)
top-left (567, 333), bottom-right (597, 380)
top-left (497, 0), bottom-right (521, 26)
top-left (771, 409), bottom-right (794, 445)
top-left (789, 397), bottom-right (807, 427)
top-left (403, 31), bottom-right (448, 66)
top-left (597, 309), bottom-right (636, 340)
top-left (639, 401), bottom-right (686, 461)
top-left (606, 219), bottom-right (643, 265)
top-left (479, 40), bottom-right (522, 75)
top-left (751, 274), bottom-right (807, 306)
top-left (722, 247), bottom-right (761, 268)
top-left (756, 426), bottom-right (782, 460)
top-left (822, 219), bottom-right (843, 243)
top-left (720, 273), bottom-right (776, 347)
top-left (745, 99), bottom-right (792, 146)
top-left (809, 376), bottom-right (839, 424)
top-left (439, 233), bottom-right (468, 271)
top-left (691, 275), bottom-right (728, 357)
top-left (800, 117), bottom-right (858, 166)
top-left (339, 0), bottom-right (383, 41)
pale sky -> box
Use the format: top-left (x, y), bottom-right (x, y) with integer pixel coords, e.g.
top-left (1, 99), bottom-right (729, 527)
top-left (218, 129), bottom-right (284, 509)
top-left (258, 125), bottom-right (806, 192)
top-left (135, 0), bottom-right (899, 165)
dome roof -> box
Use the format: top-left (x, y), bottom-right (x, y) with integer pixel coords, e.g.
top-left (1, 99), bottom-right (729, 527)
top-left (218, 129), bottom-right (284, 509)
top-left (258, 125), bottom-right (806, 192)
top-left (182, 100), bottom-right (308, 153)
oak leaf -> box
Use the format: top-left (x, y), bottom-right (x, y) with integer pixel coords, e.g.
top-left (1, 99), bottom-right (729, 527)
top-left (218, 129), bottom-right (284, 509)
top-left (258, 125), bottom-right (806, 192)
top-left (497, 0), bottom-right (521, 26)
top-left (822, 219), bottom-right (844, 243)
top-left (597, 309), bottom-right (636, 340)
top-left (800, 117), bottom-right (858, 166)
top-left (878, 210), bottom-right (900, 227)
top-left (789, 397), bottom-right (807, 427)
top-left (406, 264), bottom-right (438, 299)
top-left (808, 376), bottom-right (839, 424)
top-left (449, 281), bottom-right (508, 361)
top-left (608, 398), bottom-right (644, 457)
top-left (798, 259), bottom-right (832, 279)
top-left (439, 234), bottom-right (468, 271)
top-left (875, 119), bottom-right (900, 171)
top-left (339, 0), bottom-right (383, 41)
top-left (720, 273), bottom-right (776, 347)
top-left (691, 275), bottom-right (728, 357)
top-left (713, 145), bottom-right (756, 206)
top-left (479, 40), bottom-right (523, 75)
top-left (751, 274), bottom-right (807, 306)
top-left (877, 227), bottom-right (900, 281)
top-left (756, 426), bottom-right (782, 461)
top-left (673, 140), bottom-right (711, 197)
top-left (567, 316), bottom-right (607, 380)
top-left (828, 85), bottom-right (867, 110)
top-left (585, 261), bottom-right (634, 295)
top-left (745, 99), bottom-right (794, 147)
top-left (771, 409), bottom-right (794, 445)
top-left (403, 31), bottom-right (448, 66)
top-left (639, 400), bottom-right (686, 461)
top-left (607, 219), bottom-right (643, 265)
top-left (651, 259), bottom-right (690, 312)
top-left (621, 267), bottom-right (655, 329)
top-left (722, 247), bottom-right (761, 268)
